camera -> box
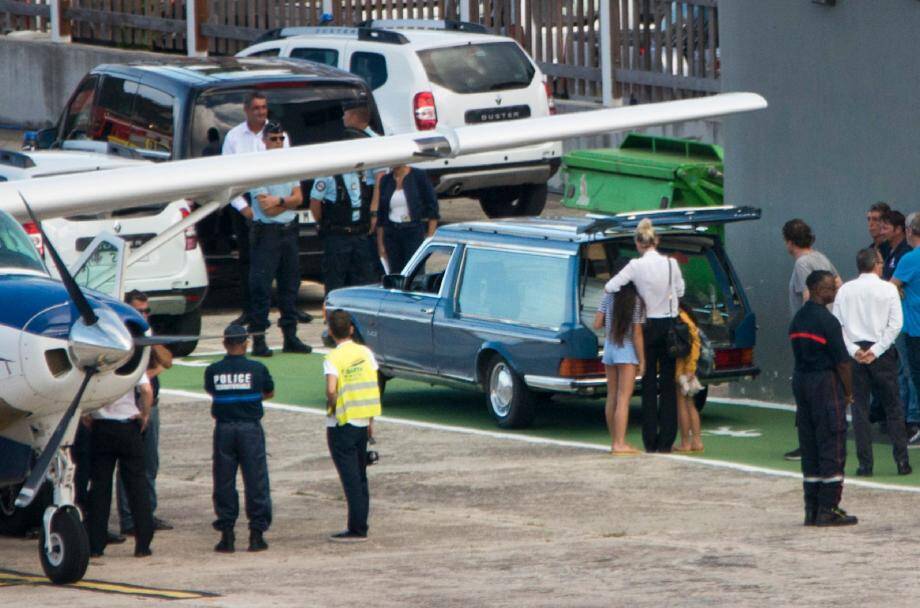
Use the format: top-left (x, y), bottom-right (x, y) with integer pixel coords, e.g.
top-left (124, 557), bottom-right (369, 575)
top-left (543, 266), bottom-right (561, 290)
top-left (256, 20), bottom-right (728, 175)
top-left (366, 436), bottom-right (379, 465)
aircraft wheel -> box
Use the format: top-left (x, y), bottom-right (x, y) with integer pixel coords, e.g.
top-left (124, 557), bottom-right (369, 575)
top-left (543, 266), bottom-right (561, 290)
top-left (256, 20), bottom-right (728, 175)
top-left (39, 507), bottom-right (89, 585)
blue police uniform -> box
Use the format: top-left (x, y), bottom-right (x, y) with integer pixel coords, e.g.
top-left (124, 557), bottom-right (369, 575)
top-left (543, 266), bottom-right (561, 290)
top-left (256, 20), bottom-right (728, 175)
top-left (248, 181), bottom-right (301, 337)
top-left (312, 173), bottom-right (377, 294)
top-left (205, 354), bottom-right (274, 532)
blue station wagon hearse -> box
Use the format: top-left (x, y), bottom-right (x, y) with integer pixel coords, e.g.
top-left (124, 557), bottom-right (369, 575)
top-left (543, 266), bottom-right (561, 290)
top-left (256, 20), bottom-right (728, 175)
top-left (324, 206), bottom-right (761, 428)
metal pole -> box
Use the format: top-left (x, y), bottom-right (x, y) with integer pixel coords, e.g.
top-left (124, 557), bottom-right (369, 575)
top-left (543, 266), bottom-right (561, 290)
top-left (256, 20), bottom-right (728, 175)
top-left (186, 0), bottom-right (207, 57)
top-left (50, 0), bottom-right (71, 43)
top-left (600, 0), bottom-right (614, 107)
top-left (460, 0), bottom-right (471, 23)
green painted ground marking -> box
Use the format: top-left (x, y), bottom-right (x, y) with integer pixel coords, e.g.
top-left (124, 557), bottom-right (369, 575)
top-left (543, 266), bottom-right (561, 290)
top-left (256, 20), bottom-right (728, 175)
top-left (165, 353), bottom-right (920, 485)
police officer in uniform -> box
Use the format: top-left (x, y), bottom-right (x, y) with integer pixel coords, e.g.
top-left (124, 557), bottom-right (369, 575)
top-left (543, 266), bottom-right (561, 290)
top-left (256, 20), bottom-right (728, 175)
top-left (309, 169), bottom-right (376, 294)
top-left (789, 270), bottom-right (858, 527)
top-left (204, 324), bottom-right (275, 552)
top-left (323, 310), bottom-right (382, 542)
top-left (247, 120), bottom-right (311, 357)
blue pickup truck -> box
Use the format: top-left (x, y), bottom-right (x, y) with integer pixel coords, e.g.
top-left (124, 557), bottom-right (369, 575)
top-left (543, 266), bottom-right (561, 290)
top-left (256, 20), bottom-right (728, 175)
top-left (324, 206), bottom-right (760, 428)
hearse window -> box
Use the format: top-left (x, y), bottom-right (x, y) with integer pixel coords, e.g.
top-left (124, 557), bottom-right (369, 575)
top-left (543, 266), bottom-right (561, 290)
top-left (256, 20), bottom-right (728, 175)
top-left (458, 248), bottom-right (568, 328)
top-left (131, 84), bottom-right (175, 152)
top-left (350, 52), bottom-right (388, 90)
top-left (248, 48), bottom-right (281, 57)
top-left (405, 245), bottom-right (453, 293)
top-left (291, 47), bottom-right (339, 66)
top-left (61, 75), bottom-right (99, 141)
top-left (189, 85), bottom-right (374, 157)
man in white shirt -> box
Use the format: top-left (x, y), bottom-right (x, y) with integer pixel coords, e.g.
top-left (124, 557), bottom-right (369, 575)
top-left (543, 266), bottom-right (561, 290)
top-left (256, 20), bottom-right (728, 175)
top-left (86, 373), bottom-right (155, 557)
top-left (833, 247), bottom-right (911, 477)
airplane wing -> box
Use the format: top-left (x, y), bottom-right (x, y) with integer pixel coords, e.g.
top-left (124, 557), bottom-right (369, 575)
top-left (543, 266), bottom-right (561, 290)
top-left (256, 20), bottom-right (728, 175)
top-left (0, 92), bottom-right (766, 222)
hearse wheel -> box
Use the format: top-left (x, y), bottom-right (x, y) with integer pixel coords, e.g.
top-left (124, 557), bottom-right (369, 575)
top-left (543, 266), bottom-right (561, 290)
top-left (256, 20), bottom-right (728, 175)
top-left (485, 355), bottom-right (536, 429)
top-left (39, 506), bottom-right (89, 584)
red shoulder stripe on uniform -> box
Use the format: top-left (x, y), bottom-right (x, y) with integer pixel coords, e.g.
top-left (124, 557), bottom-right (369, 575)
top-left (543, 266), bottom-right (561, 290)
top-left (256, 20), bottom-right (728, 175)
top-left (789, 332), bottom-right (827, 345)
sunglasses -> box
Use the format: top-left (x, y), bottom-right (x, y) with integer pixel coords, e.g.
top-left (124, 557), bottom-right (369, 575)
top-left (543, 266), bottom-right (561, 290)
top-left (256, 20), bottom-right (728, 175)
top-left (266, 135), bottom-right (284, 142)
top-left (138, 308), bottom-right (151, 314)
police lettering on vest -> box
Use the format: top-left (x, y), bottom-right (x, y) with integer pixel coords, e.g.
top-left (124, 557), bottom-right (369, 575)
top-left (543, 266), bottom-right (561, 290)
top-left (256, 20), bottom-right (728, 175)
top-left (325, 341), bottom-right (381, 426)
top-left (205, 354), bottom-right (274, 421)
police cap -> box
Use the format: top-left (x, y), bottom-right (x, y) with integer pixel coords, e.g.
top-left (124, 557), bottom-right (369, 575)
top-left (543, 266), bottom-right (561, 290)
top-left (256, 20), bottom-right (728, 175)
top-left (224, 323), bottom-right (249, 344)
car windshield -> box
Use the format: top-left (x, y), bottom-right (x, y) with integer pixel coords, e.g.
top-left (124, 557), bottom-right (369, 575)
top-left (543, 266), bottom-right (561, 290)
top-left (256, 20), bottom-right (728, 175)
top-left (417, 42), bottom-right (535, 94)
top-left (579, 235), bottom-right (745, 344)
top-left (457, 247), bottom-right (570, 329)
top-left (0, 210), bottom-right (46, 273)
top-left (190, 84), bottom-right (376, 155)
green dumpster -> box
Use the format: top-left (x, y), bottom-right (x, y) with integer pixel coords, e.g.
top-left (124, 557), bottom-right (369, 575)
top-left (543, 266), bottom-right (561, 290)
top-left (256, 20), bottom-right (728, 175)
top-left (560, 133), bottom-right (724, 214)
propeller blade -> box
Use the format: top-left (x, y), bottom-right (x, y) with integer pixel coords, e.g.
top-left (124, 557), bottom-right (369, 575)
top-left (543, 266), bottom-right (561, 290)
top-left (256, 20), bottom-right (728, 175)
top-left (15, 370), bottom-right (96, 509)
top-left (133, 332), bottom-right (265, 347)
top-left (18, 192), bottom-right (98, 327)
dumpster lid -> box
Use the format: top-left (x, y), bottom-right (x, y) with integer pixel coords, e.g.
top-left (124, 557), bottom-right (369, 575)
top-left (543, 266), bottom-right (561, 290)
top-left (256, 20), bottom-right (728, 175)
top-left (564, 133), bottom-right (723, 179)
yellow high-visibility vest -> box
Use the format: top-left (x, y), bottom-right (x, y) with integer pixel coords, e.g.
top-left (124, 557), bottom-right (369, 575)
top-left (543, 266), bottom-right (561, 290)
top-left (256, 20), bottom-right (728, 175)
top-left (326, 341), bottom-right (382, 425)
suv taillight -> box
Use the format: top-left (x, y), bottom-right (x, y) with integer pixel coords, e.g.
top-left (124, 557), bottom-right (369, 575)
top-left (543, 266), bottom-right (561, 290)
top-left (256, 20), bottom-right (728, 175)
top-left (544, 81), bottom-right (556, 115)
top-left (413, 92), bottom-right (438, 130)
top-left (180, 204), bottom-right (198, 251)
top-left (22, 222), bottom-right (44, 257)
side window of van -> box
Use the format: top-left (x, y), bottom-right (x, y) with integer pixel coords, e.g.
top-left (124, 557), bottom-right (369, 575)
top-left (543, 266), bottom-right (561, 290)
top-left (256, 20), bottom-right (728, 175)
top-left (131, 84), bottom-right (175, 154)
top-left (290, 47), bottom-right (339, 67)
top-left (60, 75), bottom-right (100, 141)
top-left (350, 52), bottom-right (388, 90)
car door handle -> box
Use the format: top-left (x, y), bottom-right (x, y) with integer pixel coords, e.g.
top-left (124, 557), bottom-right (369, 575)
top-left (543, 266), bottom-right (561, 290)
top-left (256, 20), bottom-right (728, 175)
top-left (420, 307), bottom-right (434, 314)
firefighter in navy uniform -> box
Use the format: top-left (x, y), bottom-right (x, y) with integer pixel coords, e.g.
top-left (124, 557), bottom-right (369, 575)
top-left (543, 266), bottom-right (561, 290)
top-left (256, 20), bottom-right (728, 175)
top-left (309, 168), bottom-right (377, 294)
top-left (204, 324), bottom-right (275, 553)
top-left (789, 270), bottom-right (858, 527)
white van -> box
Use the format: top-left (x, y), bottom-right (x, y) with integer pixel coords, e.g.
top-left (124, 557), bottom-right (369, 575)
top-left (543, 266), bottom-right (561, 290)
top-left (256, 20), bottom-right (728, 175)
top-left (237, 19), bottom-right (562, 217)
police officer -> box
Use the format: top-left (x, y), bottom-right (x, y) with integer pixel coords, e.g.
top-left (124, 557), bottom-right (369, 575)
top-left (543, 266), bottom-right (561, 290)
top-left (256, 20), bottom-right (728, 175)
top-left (205, 324), bottom-right (275, 553)
top-left (309, 167), bottom-right (376, 294)
top-left (323, 310), bottom-right (382, 542)
top-left (789, 270), bottom-right (857, 527)
top-left (247, 120), bottom-right (311, 357)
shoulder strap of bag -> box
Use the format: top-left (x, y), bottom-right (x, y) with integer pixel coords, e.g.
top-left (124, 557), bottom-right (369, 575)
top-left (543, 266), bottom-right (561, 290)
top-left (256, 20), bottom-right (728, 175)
top-left (667, 256), bottom-right (674, 318)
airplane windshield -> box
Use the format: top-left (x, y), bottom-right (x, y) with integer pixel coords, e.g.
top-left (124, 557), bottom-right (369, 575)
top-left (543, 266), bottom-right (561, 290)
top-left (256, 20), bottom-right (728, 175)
top-left (0, 210), bottom-right (46, 273)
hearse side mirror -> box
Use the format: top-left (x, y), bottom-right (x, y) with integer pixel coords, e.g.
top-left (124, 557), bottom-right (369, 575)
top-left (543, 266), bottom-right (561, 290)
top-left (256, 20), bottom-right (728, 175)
top-left (382, 274), bottom-right (405, 290)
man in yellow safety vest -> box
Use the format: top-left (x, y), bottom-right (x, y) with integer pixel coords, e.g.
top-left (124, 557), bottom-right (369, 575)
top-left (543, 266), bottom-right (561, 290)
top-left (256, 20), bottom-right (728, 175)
top-left (323, 309), bottom-right (382, 542)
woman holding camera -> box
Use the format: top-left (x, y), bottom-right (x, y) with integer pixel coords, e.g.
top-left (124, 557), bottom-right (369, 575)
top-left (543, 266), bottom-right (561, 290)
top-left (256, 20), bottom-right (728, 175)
top-left (604, 219), bottom-right (684, 453)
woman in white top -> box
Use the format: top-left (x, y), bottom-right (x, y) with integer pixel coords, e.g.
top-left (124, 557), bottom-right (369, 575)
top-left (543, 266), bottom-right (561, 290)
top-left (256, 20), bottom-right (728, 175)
top-left (371, 165), bottom-right (440, 274)
top-left (605, 219), bottom-right (685, 453)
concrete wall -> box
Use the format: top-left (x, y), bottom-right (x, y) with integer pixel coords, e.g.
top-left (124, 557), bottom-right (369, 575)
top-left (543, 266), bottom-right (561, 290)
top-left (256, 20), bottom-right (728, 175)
top-left (0, 33), bottom-right (163, 128)
top-left (720, 0), bottom-right (920, 401)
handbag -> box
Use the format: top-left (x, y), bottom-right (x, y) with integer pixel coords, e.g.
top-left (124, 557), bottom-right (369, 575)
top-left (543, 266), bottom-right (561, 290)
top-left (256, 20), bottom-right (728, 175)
top-left (665, 258), bottom-right (692, 359)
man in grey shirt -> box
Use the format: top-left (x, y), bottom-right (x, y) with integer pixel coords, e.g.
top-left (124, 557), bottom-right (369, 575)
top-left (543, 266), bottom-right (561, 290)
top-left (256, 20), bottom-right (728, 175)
top-left (784, 218), bottom-right (841, 315)
top-left (782, 218), bottom-right (842, 461)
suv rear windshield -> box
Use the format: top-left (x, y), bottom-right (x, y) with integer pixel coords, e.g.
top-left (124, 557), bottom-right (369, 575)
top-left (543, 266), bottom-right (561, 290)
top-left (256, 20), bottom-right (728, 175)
top-left (579, 235), bottom-right (746, 344)
top-left (189, 83), bottom-right (377, 156)
top-left (417, 42), bottom-right (536, 94)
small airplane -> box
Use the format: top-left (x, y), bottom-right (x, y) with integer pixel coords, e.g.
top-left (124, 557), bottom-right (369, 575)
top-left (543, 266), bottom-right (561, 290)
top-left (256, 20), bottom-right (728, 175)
top-left (0, 91), bottom-right (766, 584)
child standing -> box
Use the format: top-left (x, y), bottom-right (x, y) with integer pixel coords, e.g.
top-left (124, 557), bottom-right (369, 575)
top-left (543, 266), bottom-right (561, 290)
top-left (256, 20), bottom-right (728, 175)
top-left (675, 304), bottom-right (704, 453)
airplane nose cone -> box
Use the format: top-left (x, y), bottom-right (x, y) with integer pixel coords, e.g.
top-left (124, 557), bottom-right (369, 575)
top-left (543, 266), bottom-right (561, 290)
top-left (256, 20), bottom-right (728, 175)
top-left (69, 308), bottom-right (134, 371)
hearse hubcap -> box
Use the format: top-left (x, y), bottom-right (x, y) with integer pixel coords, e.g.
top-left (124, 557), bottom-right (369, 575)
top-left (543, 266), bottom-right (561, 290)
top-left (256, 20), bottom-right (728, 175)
top-left (489, 362), bottom-right (514, 417)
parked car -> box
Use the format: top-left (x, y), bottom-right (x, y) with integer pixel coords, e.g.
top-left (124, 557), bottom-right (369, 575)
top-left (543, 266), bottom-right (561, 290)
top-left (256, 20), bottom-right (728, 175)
top-left (236, 19), bottom-right (562, 218)
top-left (324, 206), bottom-right (761, 428)
top-left (34, 57), bottom-right (383, 283)
top-left (0, 148), bottom-right (207, 354)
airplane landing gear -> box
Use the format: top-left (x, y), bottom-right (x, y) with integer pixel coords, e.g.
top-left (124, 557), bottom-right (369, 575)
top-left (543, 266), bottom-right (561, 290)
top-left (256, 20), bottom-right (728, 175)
top-left (39, 448), bottom-right (88, 584)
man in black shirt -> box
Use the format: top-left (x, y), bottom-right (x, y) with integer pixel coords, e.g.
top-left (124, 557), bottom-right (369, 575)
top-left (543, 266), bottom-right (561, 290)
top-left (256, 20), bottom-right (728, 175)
top-left (204, 324), bottom-right (275, 553)
top-left (789, 270), bottom-right (857, 527)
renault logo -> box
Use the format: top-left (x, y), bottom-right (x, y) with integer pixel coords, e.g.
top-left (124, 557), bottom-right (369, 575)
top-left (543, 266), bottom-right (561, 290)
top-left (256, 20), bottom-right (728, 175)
top-left (495, 94), bottom-right (503, 106)
top-left (113, 222), bottom-right (122, 234)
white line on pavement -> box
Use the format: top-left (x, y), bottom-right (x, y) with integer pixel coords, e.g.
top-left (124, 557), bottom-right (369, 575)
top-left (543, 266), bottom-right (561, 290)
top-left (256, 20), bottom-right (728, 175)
top-left (160, 388), bottom-right (920, 495)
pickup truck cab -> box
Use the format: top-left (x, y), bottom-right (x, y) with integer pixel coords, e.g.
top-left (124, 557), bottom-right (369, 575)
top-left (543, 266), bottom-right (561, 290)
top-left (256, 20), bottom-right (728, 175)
top-left (325, 207), bottom-right (760, 428)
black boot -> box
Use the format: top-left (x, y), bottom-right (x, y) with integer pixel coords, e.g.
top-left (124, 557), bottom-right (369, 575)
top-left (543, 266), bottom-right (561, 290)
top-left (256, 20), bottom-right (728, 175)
top-left (251, 335), bottom-right (272, 357)
top-left (249, 529), bottom-right (268, 552)
top-left (815, 506), bottom-right (858, 527)
top-left (804, 505), bottom-right (818, 526)
top-left (296, 310), bottom-right (314, 324)
top-left (215, 529), bottom-right (235, 553)
top-left (282, 326), bottom-right (312, 354)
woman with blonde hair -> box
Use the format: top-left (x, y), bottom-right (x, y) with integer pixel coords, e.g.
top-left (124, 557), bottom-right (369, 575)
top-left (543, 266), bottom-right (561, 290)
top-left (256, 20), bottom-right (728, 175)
top-left (604, 219), bottom-right (685, 453)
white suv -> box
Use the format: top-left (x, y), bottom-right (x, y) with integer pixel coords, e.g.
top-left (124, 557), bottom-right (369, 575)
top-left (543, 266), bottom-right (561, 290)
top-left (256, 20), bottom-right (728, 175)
top-left (237, 19), bottom-right (562, 217)
top-left (0, 148), bottom-right (208, 355)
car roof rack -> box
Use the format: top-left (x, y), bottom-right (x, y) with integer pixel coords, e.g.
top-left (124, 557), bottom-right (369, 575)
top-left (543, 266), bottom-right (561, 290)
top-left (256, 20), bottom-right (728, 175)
top-left (254, 26), bottom-right (409, 45)
top-left (0, 149), bottom-right (36, 169)
top-left (355, 19), bottom-right (490, 34)
top-left (584, 205), bottom-right (762, 234)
